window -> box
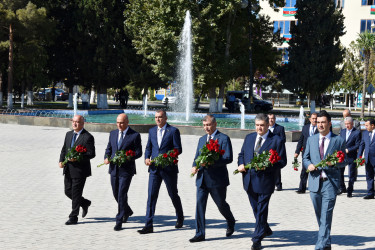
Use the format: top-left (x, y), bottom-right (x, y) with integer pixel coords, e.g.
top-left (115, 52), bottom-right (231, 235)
top-left (334, 0), bottom-right (345, 8)
top-left (274, 20), bottom-right (297, 35)
top-left (362, 0), bottom-right (374, 5)
top-left (285, 0), bottom-right (296, 7)
top-left (360, 19), bottom-right (375, 33)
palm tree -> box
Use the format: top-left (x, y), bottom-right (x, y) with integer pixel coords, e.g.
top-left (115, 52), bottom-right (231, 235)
top-left (355, 31), bottom-right (375, 118)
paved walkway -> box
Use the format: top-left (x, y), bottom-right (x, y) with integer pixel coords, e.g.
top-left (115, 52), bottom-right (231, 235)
top-left (0, 123), bottom-right (374, 249)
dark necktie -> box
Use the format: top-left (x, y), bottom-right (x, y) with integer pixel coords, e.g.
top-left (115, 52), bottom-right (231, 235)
top-left (118, 131), bottom-right (124, 150)
top-left (71, 133), bottom-right (77, 148)
top-left (254, 137), bottom-right (262, 155)
top-left (319, 137), bottom-right (326, 160)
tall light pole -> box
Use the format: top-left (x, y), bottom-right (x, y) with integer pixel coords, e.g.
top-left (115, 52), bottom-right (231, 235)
top-left (241, 0), bottom-right (254, 111)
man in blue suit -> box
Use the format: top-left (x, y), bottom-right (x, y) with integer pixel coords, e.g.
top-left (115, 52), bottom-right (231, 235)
top-left (268, 113), bottom-right (286, 191)
top-left (295, 112), bottom-right (318, 193)
top-left (303, 110), bottom-right (346, 250)
top-left (357, 119), bottom-right (375, 199)
top-left (189, 115), bottom-right (235, 243)
top-left (138, 110), bottom-right (184, 234)
top-left (339, 116), bottom-right (361, 197)
top-left (237, 113), bottom-right (287, 250)
top-left (103, 114), bottom-right (142, 231)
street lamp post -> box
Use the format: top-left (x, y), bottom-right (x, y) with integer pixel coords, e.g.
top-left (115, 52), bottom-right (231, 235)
top-left (241, 0), bottom-right (254, 112)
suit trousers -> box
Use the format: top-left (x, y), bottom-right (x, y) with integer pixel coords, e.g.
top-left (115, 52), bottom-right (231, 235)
top-left (64, 170), bottom-right (90, 219)
top-left (145, 171), bottom-right (183, 227)
top-left (246, 188), bottom-right (272, 244)
top-left (111, 173), bottom-right (133, 223)
top-left (365, 162), bottom-right (375, 196)
top-left (195, 184), bottom-right (235, 237)
top-left (310, 179), bottom-right (337, 250)
top-left (274, 167), bottom-right (282, 189)
top-left (347, 162), bottom-right (357, 193)
top-left (339, 166), bottom-right (347, 190)
top-left (299, 166), bottom-right (308, 191)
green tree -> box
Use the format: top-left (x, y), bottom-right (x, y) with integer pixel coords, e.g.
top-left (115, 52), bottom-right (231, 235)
top-left (281, 0), bottom-right (345, 112)
top-left (355, 31), bottom-right (375, 118)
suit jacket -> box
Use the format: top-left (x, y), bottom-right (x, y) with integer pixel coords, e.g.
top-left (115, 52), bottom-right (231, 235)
top-left (271, 123), bottom-right (286, 144)
top-left (340, 119), bottom-right (361, 131)
top-left (59, 129), bottom-right (96, 178)
top-left (193, 131), bottom-right (233, 188)
top-left (303, 133), bottom-right (346, 192)
top-left (238, 132), bottom-right (287, 194)
top-left (145, 123), bottom-right (182, 173)
top-left (295, 124), bottom-right (319, 154)
top-left (358, 130), bottom-right (375, 165)
top-left (105, 127), bottom-right (142, 177)
top-left (339, 128), bottom-right (361, 163)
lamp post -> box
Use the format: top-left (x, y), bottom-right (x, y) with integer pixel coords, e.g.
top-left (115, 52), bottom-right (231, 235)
top-left (241, 0), bottom-right (254, 111)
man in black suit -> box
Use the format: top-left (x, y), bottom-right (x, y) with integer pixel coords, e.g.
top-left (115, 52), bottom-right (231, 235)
top-left (295, 112), bottom-right (318, 194)
top-left (268, 113), bottom-right (286, 191)
top-left (59, 115), bottom-right (96, 225)
top-left (339, 116), bottom-right (361, 197)
top-left (138, 110), bottom-right (184, 234)
top-left (189, 115), bottom-right (235, 242)
top-left (103, 114), bottom-right (142, 231)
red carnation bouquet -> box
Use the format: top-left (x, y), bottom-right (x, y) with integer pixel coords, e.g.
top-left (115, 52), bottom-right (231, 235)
top-left (306, 150), bottom-right (345, 173)
top-left (62, 145), bottom-right (87, 166)
top-left (233, 149), bottom-right (281, 174)
top-left (152, 148), bottom-right (179, 168)
top-left (97, 149), bottom-right (136, 167)
top-left (192, 139), bottom-right (225, 177)
top-left (292, 157), bottom-right (300, 171)
top-left (354, 156), bottom-right (366, 168)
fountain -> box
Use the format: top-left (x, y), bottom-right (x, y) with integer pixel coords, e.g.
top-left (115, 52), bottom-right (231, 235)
top-left (143, 94), bottom-right (148, 117)
top-left (239, 101), bottom-right (245, 129)
top-left (298, 106), bottom-right (304, 128)
top-left (174, 10), bottom-right (193, 121)
top-left (73, 93), bottom-right (78, 116)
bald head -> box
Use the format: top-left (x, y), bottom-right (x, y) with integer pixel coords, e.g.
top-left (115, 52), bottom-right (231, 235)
top-left (343, 109), bottom-right (351, 118)
top-left (117, 113), bottom-right (129, 131)
top-left (72, 115), bottom-right (84, 132)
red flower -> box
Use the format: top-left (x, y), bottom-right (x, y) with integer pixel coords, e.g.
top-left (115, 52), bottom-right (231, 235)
top-left (220, 150), bottom-right (225, 155)
top-left (170, 152), bottom-right (174, 157)
top-left (173, 159), bottom-right (178, 164)
top-left (163, 153), bottom-right (168, 158)
top-left (173, 148), bottom-right (179, 155)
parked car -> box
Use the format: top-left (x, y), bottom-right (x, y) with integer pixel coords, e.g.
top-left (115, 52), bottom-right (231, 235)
top-left (162, 95), bottom-right (177, 104)
top-left (225, 91), bottom-right (273, 112)
top-left (37, 88), bottom-right (68, 101)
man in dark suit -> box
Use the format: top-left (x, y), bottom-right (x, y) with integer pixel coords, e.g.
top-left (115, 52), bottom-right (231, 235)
top-left (59, 115), bottom-right (96, 225)
top-left (357, 119), bottom-right (375, 199)
top-left (268, 113), bottom-right (286, 191)
top-left (339, 116), bottom-right (361, 197)
top-left (138, 110), bottom-right (184, 234)
top-left (237, 113), bottom-right (287, 250)
top-left (189, 115), bottom-right (235, 243)
top-left (103, 114), bottom-right (142, 231)
top-left (295, 112), bottom-right (318, 194)
top-left (303, 110), bottom-right (346, 250)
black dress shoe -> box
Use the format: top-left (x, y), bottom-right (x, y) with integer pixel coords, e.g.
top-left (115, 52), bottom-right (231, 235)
top-left (123, 211), bottom-right (133, 223)
top-left (137, 226), bottom-right (153, 234)
top-left (251, 242), bottom-right (261, 250)
top-left (347, 193), bottom-right (352, 198)
top-left (81, 200), bottom-right (91, 218)
top-left (296, 190), bottom-right (305, 194)
top-left (189, 235), bottom-right (205, 243)
top-left (363, 195), bottom-right (375, 199)
top-left (276, 186), bottom-right (282, 191)
top-left (226, 225), bottom-right (235, 237)
top-left (114, 223), bottom-right (122, 231)
top-left (65, 219), bottom-right (78, 225)
top-left (175, 219), bottom-right (184, 229)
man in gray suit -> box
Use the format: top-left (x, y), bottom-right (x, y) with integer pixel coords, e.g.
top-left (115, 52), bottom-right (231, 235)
top-left (339, 109), bottom-right (360, 131)
top-left (303, 110), bottom-right (346, 250)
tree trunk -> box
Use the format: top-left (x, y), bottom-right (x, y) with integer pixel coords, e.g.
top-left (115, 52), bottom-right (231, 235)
top-left (0, 71), bottom-right (3, 107)
top-left (7, 23), bottom-right (14, 109)
top-left (27, 80), bottom-right (33, 106)
top-left (97, 85), bottom-right (108, 109)
top-left (310, 92), bottom-right (316, 113)
top-left (217, 84), bottom-right (225, 113)
top-left (20, 81), bottom-right (25, 109)
top-left (90, 85), bottom-right (96, 105)
top-left (208, 87), bottom-right (217, 113)
top-left (361, 56), bottom-right (370, 118)
top-left (67, 85), bottom-right (74, 108)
